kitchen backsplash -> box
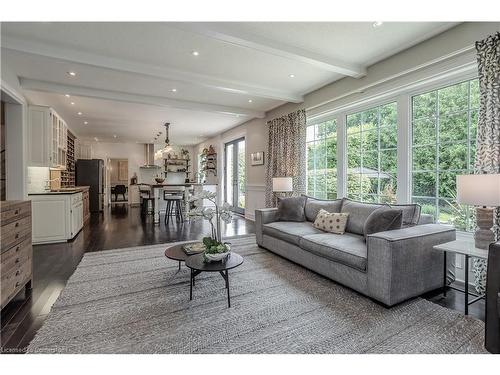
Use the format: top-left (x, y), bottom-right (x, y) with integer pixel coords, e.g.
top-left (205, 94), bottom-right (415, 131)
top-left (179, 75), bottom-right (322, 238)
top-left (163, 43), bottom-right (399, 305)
top-left (27, 166), bottom-right (50, 193)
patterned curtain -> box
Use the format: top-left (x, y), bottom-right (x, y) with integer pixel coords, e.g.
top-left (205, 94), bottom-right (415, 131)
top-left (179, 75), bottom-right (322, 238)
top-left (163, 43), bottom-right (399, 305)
top-left (265, 109), bottom-right (307, 207)
top-left (473, 32), bottom-right (500, 294)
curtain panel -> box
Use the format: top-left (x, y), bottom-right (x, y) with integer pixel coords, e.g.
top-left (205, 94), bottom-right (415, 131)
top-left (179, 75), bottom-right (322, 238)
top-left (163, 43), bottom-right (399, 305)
top-left (265, 109), bottom-right (307, 207)
top-left (473, 32), bottom-right (500, 294)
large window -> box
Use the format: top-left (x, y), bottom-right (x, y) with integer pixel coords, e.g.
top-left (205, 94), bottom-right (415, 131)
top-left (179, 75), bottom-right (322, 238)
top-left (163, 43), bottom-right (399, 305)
top-left (306, 119), bottom-right (337, 199)
top-left (411, 79), bottom-right (479, 231)
top-left (346, 102), bottom-right (398, 203)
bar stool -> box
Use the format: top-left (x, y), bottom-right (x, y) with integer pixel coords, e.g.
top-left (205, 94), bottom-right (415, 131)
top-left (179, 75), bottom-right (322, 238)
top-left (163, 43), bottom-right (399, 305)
top-left (164, 190), bottom-right (184, 224)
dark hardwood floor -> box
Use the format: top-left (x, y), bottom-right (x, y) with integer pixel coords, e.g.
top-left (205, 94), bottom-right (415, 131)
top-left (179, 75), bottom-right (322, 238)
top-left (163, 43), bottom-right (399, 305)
top-left (0, 204), bottom-right (254, 353)
top-left (0, 204), bottom-right (484, 353)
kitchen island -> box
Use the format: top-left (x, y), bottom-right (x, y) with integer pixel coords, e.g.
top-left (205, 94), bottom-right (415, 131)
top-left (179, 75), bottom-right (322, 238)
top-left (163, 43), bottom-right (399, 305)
top-left (28, 186), bottom-right (90, 244)
top-left (140, 183), bottom-right (218, 225)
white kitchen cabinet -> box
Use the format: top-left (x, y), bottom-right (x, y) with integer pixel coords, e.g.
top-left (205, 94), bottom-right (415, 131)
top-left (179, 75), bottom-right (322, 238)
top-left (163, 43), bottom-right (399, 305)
top-left (28, 105), bottom-right (68, 169)
top-left (129, 185), bottom-right (140, 206)
top-left (30, 192), bottom-right (83, 244)
top-left (75, 139), bottom-right (92, 160)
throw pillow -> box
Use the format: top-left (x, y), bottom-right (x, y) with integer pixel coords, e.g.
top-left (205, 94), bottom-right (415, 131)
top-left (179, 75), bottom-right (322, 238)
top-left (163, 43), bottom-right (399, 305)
top-left (388, 203), bottom-right (421, 227)
top-left (313, 209), bottom-right (349, 234)
top-left (277, 196), bottom-right (307, 222)
top-left (340, 198), bottom-right (384, 235)
top-left (301, 194), bottom-right (344, 222)
top-left (363, 206), bottom-right (403, 240)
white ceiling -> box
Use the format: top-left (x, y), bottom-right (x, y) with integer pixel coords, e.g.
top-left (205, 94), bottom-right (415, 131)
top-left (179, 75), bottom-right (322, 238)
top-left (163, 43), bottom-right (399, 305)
top-left (0, 22), bottom-right (458, 144)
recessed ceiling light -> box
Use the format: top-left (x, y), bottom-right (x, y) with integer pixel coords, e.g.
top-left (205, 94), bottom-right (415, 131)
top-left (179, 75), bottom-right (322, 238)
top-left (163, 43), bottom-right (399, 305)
top-left (248, 99), bottom-right (253, 103)
top-left (113, 135), bottom-right (117, 138)
top-left (191, 51), bottom-right (199, 56)
top-left (289, 74), bottom-right (295, 78)
top-left (373, 21), bottom-right (383, 28)
top-left (70, 102), bottom-right (75, 105)
top-left (84, 121), bottom-right (88, 125)
top-left (77, 112), bottom-right (82, 115)
top-left (67, 71), bottom-right (76, 77)
top-left (171, 88), bottom-right (177, 92)
top-left (94, 137), bottom-right (99, 142)
top-left (65, 94), bottom-right (70, 98)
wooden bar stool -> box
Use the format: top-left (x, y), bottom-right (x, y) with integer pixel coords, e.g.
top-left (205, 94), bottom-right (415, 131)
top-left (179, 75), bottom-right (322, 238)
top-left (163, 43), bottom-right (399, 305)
top-left (163, 191), bottom-right (184, 224)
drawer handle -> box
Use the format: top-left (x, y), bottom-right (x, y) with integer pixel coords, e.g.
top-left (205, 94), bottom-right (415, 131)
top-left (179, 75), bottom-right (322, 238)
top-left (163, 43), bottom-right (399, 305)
top-left (14, 210), bottom-right (19, 215)
top-left (16, 270), bottom-right (20, 276)
top-left (15, 233), bottom-right (19, 239)
top-left (16, 246), bottom-right (20, 252)
top-left (15, 222), bottom-right (20, 227)
top-left (15, 282), bottom-right (20, 287)
top-left (15, 258), bottom-right (20, 264)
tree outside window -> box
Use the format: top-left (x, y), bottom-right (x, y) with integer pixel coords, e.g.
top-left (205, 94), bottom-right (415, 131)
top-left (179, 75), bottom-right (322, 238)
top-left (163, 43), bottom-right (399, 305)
top-left (411, 79), bottom-right (479, 231)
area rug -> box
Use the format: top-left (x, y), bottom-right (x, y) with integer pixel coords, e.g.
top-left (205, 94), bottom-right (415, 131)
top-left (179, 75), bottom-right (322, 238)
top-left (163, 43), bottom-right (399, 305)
top-left (27, 235), bottom-right (487, 354)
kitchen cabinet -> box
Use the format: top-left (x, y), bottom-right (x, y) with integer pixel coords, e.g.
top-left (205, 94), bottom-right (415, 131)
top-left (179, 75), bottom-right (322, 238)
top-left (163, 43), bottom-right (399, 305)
top-left (82, 189), bottom-right (90, 223)
top-left (30, 192), bottom-right (84, 244)
top-left (75, 139), bottom-right (92, 160)
top-left (28, 105), bottom-right (68, 169)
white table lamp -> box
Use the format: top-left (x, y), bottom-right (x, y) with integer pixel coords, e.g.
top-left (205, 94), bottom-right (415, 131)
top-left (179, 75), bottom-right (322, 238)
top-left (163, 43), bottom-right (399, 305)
top-left (272, 177), bottom-right (293, 193)
top-left (457, 173), bottom-right (500, 249)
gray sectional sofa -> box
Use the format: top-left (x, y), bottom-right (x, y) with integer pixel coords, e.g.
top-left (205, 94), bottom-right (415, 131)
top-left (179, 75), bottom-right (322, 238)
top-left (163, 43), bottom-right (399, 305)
top-left (255, 196), bottom-right (456, 306)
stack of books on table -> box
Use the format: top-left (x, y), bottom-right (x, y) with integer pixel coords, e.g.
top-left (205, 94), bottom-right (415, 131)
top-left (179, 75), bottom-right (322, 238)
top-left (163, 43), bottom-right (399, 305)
top-left (182, 242), bottom-right (205, 255)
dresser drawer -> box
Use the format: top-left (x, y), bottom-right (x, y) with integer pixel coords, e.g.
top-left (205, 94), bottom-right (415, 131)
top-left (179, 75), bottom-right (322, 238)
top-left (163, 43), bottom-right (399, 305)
top-left (1, 201), bottom-right (31, 225)
top-left (1, 216), bottom-right (32, 252)
top-left (0, 236), bottom-right (32, 275)
top-left (1, 259), bottom-right (31, 309)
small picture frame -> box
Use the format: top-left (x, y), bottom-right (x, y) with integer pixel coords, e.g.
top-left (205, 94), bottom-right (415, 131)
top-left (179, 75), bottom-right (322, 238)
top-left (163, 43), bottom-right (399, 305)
top-left (251, 151), bottom-right (264, 166)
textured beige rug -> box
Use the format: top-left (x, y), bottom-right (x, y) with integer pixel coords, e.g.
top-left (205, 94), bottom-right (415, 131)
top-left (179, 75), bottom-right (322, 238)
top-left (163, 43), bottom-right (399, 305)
top-left (27, 235), bottom-right (486, 353)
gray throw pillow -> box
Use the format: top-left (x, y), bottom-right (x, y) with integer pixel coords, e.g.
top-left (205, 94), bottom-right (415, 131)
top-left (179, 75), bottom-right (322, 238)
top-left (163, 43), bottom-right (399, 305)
top-left (301, 194), bottom-right (343, 222)
top-left (388, 203), bottom-right (421, 227)
top-left (277, 196), bottom-right (306, 222)
top-left (340, 199), bottom-right (384, 235)
top-left (363, 206), bottom-right (403, 240)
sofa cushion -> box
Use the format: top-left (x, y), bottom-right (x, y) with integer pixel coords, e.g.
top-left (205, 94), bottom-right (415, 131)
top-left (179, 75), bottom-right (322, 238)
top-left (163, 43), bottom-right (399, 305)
top-left (363, 206), bottom-right (403, 240)
top-left (300, 233), bottom-right (367, 271)
top-left (263, 221), bottom-right (323, 246)
top-left (313, 209), bottom-right (349, 234)
top-left (302, 195), bottom-right (343, 222)
top-left (277, 196), bottom-right (306, 222)
top-left (389, 203), bottom-right (421, 227)
top-left (340, 199), bottom-right (384, 235)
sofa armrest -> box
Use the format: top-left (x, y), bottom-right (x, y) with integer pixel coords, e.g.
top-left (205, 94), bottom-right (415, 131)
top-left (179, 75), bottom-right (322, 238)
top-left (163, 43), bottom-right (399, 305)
top-left (255, 208), bottom-right (279, 246)
top-left (366, 224), bottom-right (456, 306)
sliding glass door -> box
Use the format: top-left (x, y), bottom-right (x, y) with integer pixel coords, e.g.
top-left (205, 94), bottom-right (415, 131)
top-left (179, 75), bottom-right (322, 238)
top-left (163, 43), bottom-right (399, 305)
top-left (224, 138), bottom-right (246, 214)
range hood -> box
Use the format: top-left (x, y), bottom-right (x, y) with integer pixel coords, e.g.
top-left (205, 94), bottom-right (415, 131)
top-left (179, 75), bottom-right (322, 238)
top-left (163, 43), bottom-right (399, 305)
top-left (140, 144), bottom-right (160, 169)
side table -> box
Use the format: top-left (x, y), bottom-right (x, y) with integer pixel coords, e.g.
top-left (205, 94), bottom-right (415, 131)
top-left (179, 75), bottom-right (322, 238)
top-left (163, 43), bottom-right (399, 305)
top-left (433, 239), bottom-right (489, 315)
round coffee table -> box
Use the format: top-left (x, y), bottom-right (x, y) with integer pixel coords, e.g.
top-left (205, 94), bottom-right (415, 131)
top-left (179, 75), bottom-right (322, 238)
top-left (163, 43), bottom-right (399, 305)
top-left (164, 242), bottom-right (199, 272)
top-left (185, 252), bottom-right (244, 308)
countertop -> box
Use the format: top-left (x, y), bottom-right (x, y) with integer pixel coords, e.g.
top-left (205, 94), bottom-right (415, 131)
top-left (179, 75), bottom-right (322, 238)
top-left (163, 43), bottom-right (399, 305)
top-left (28, 186), bottom-right (90, 196)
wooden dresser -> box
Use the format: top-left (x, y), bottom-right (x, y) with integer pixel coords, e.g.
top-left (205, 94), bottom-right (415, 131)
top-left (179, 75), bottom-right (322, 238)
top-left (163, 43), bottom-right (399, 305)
top-left (1, 200), bottom-right (33, 310)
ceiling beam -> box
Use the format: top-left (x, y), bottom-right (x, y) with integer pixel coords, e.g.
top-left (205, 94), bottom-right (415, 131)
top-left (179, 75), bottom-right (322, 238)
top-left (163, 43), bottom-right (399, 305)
top-left (173, 23), bottom-right (367, 78)
top-left (19, 78), bottom-right (266, 118)
top-left (3, 36), bottom-right (303, 103)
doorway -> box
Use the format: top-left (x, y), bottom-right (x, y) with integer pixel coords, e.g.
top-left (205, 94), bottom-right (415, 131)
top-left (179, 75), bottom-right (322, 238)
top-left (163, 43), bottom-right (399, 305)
top-left (224, 138), bottom-right (245, 214)
top-left (108, 158), bottom-right (129, 204)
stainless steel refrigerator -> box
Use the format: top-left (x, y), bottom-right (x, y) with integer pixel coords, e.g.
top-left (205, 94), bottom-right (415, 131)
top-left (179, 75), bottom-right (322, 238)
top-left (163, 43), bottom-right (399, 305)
top-left (76, 159), bottom-right (104, 212)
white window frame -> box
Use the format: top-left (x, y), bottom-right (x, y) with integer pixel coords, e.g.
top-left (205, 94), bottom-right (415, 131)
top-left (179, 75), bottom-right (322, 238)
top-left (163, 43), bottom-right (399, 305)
top-left (305, 66), bottom-right (478, 212)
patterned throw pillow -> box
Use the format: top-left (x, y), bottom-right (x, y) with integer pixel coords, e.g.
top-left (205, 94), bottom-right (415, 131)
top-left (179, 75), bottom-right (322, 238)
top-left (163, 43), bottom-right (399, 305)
top-left (313, 209), bottom-right (349, 234)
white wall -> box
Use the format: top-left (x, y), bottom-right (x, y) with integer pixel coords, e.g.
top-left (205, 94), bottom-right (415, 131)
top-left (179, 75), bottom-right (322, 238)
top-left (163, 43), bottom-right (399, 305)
top-left (1, 63), bottom-right (28, 200)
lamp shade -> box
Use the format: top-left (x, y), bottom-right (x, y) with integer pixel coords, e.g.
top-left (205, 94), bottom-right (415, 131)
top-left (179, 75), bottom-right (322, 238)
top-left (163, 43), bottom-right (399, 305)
top-left (272, 177), bottom-right (293, 192)
top-left (456, 174), bottom-right (500, 206)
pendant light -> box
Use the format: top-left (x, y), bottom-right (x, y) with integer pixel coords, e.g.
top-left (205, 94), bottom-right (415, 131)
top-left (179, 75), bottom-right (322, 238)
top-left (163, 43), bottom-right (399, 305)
top-left (154, 122), bottom-right (174, 160)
